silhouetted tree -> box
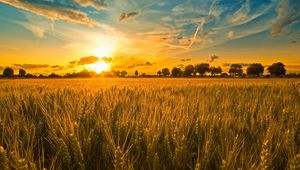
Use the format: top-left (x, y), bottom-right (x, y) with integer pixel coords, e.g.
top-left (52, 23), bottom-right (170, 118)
top-left (267, 62), bottom-right (286, 77)
top-left (48, 73), bottom-right (61, 78)
top-left (39, 74), bottom-right (45, 78)
top-left (184, 64), bottom-right (195, 77)
top-left (19, 69), bottom-right (26, 77)
top-left (210, 66), bottom-right (222, 76)
top-left (162, 68), bottom-right (170, 76)
top-left (120, 71), bottom-right (128, 77)
top-left (229, 64), bottom-right (243, 76)
top-left (25, 73), bottom-right (36, 78)
top-left (246, 63), bottom-right (264, 77)
top-left (157, 70), bottom-right (162, 76)
top-left (110, 70), bottom-right (120, 77)
top-left (3, 67), bottom-right (14, 77)
top-left (221, 73), bottom-right (228, 77)
top-left (135, 70), bottom-right (139, 76)
top-left (171, 67), bottom-right (182, 77)
top-left (195, 63), bottom-right (210, 76)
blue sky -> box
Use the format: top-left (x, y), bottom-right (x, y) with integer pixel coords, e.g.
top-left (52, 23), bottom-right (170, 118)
top-left (0, 0), bottom-right (299, 74)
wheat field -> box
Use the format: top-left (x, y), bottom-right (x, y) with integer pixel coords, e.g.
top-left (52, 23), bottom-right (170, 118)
top-left (0, 78), bottom-right (299, 170)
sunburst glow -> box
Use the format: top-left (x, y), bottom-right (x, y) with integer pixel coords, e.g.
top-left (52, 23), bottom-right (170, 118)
top-left (87, 61), bottom-right (110, 74)
top-left (95, 45), bottom-right (113, 57)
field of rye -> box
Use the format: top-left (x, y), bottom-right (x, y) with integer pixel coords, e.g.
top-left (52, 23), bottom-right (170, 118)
top-left (0, 78), bottom-right (299, 170)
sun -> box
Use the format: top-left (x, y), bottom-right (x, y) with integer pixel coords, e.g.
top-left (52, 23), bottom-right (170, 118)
top-left (87, 61), bottom-right (110, 74)
top-left (95, 45), bottom-right (113, 57)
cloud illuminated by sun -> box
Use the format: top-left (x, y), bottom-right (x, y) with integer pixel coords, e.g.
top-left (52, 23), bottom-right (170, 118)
top-left (87, 61), bottom-right (110, 73)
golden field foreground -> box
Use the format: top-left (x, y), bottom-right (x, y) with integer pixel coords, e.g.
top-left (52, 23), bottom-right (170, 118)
top-left (0, 78), bottom-right (299, 170)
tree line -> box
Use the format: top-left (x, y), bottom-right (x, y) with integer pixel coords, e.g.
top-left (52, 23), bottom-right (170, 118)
top-left (153, 62), bottom-right (289, 77)
top-left (0, 68), bottom-right (127, 78)
top-left (1, 62), bottom-right (299, 78)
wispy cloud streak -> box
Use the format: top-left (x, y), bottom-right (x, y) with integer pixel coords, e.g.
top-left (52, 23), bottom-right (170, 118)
top-left (0, 0), bottom-right (96, 25)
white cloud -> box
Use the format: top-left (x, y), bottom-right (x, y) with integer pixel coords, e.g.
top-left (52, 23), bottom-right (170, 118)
top-left (272, 0), bottom-right (300, 36)
top-left (0, 0), bottom-right (96, 26)
top-left (161, 16), bottom-right (173, 22)
top-left (74, 0), bottom-right (107, 10)
top-left (20, 22), bottom-right (45, 38)
top-left (231, 0), bottom-right (251, 23)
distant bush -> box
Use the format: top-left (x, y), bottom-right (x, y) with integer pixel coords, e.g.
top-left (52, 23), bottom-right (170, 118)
top-left (286, 73), bottom-right (300, 78)
top-left (48, 73), bottom-right (62, 78)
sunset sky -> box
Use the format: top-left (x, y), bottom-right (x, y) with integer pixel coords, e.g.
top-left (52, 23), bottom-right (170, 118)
top-left (0, 0), bottom-right (300, 75)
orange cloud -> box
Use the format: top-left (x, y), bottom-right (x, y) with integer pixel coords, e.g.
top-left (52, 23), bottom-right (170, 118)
top-left (77, 56), bottom-right (99, 65)
top-left (13, 64), bottom-right (49, 69)
top-left (227, 31), bottom-right (234, 39)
